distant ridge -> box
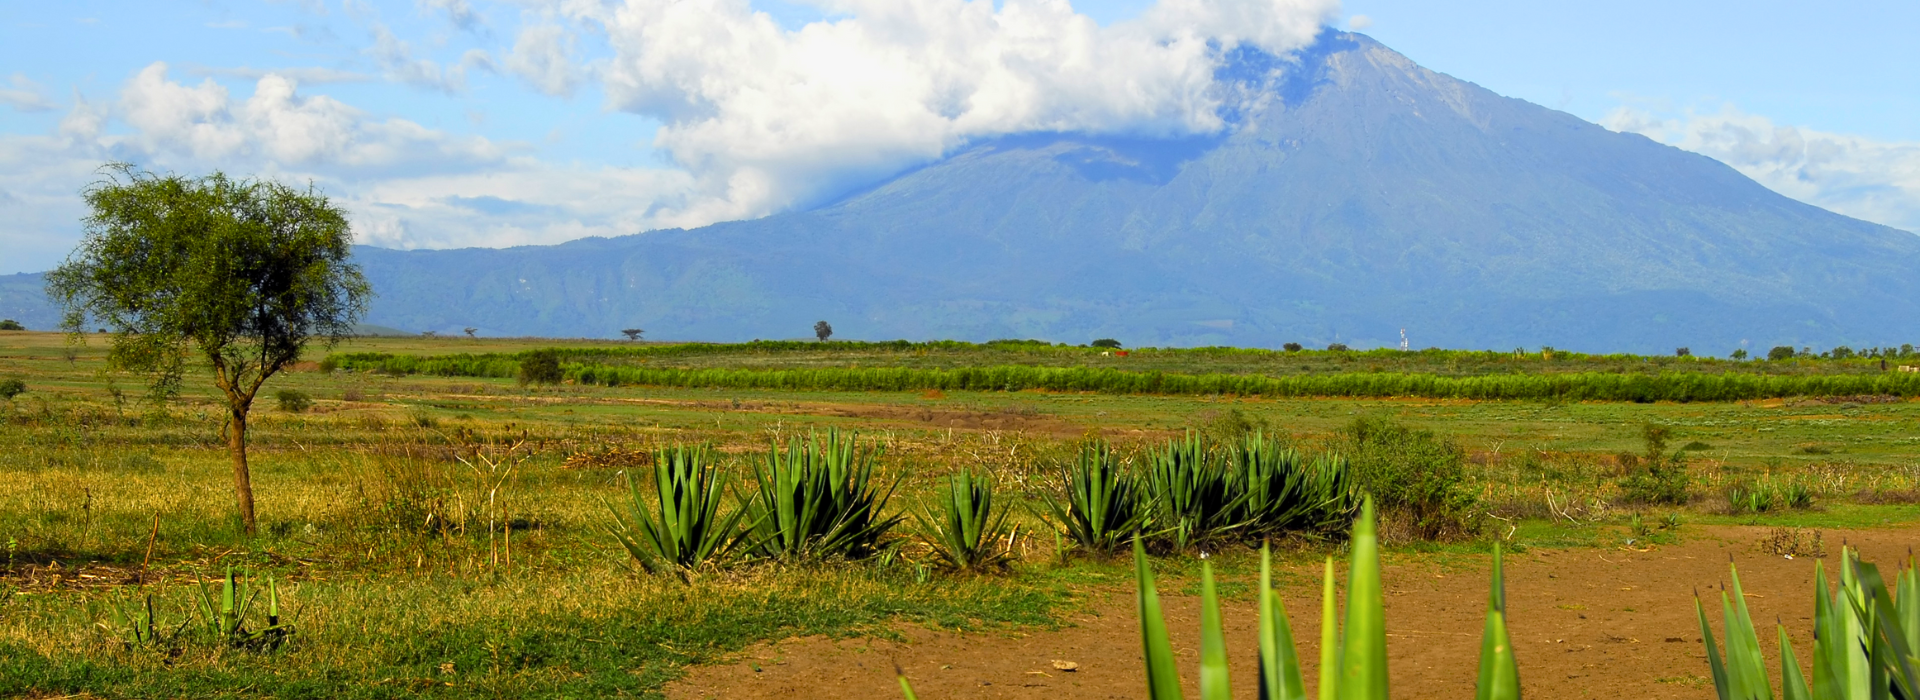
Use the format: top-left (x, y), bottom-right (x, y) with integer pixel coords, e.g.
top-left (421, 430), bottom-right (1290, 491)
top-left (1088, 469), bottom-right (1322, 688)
top-left (6, 32), bottom-right (1917, 353)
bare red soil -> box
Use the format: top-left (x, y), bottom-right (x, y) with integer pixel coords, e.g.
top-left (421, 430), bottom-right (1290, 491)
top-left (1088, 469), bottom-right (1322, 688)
top-left (668, 525), bottom-right (1918, 700)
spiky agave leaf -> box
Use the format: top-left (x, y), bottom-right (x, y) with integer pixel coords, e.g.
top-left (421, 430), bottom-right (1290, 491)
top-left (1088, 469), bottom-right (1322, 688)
top-left (1723, 565), bottom-right (1774, 700)
top-left (1337, 497), bottom-right (1386, 700)
top-left (1318, 556), bottom-right (1340, 700)
top-left (1474, 542), bottom-right (1520, 700)
top-left (1697, 594), bottom-right (1732, 700)
top-left (1777, 625), bottom-right (1810, 700)
top-left (1134, 537), bottom-right (1185, 699)
top-left (1259, 544), bottom-right (1308, 700)
top-left (1199, 562), bottom-right (1231, 699)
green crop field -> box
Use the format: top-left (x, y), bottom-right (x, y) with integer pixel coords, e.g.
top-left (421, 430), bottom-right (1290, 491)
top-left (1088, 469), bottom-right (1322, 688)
top-left (2, 331), bottom-right (1919, 697)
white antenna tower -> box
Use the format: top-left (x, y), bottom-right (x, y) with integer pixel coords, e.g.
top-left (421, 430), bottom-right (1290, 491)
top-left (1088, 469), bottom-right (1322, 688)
top-left (1399, 328), bottom-right (1409, 352)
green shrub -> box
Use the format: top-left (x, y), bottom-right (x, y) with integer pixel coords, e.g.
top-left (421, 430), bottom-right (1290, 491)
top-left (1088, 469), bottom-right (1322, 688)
top-left (517, 350), bottom-right (564, 386)
top-left (275, 389), bottom-right (312, 413)
top-left (1333, 416), bottom-right (1481, 540)
top-left (1282, 342), bottom-right (1302, 352)
top-left (0, 319), bottom-right (22, 331)
top-left (0, 378), bottom-right (24, 401)
top-left (1768, 345), bottom-right (1796, 361)
top-left (1618, 424), bottom-right (1691, 505)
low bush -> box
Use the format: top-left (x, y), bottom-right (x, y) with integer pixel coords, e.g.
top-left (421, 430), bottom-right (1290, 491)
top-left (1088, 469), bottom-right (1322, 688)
top-left (0, 319), bottom-right (22, 331)
top-left (0, 378), bottom-right (23, 401)
top-left (1332, 416), bottom-right (1481, 540)
top-left (1617, 424), bottom-right (1692, 505)
top-left (517, 350), bottom-right (564, 386)
top-left (275, 389), bottom-right (312, 413)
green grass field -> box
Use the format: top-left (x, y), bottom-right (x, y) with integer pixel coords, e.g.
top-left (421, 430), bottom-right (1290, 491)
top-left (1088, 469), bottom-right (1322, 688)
top-left (2, 331), bottom-right (1918, 697)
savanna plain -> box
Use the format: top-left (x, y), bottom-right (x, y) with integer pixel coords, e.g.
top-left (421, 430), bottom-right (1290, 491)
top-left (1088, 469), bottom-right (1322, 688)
top-left (3, 331), bottom-right (1920, 699)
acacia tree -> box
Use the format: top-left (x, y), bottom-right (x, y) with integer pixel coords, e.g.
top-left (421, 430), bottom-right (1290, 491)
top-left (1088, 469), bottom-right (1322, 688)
top-left (48, 164), bottom-right (370, 534)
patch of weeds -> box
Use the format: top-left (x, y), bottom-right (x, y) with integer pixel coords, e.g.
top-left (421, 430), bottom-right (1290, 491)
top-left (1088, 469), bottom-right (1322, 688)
top-left (1755, 527), bottom-right (1825, 558)
top-left (1617, 424), bottom-right (1691, 506)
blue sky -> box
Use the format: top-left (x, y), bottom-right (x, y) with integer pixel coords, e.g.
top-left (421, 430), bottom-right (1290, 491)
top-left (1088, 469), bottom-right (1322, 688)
top-left (2, 0), bottom-right (1916, 275)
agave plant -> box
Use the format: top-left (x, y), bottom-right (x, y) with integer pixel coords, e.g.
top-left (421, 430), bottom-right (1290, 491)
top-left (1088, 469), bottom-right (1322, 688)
top-left (1698, 547), bottom-right (1920, 700)
top-left (1229, 434), bottom-right (1358, 541)
top-left (900, 497), bottom-right (1522, 699)
top-left (606, 444), bottom-right (748, 575)
top-left (1146, 432), bottom-right (1246, 551)
top-left (915, 471), bottom-right (1017, 572)
top-left (1039, 441), bottom-right (1151, 557)
top-left (742, 429), bottom-right (904, 561)
top-left (192, 566), bottom-right (293, 651)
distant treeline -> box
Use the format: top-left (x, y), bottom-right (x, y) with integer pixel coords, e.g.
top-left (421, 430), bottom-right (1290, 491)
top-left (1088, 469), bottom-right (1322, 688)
top-left (325, 345), bottom-right (1920, 402)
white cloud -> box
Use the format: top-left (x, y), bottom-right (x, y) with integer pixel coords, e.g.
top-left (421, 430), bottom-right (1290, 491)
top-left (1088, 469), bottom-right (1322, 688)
top-left (420, 0), bottom-right (484, 33)
top-left (0, 74), bottom-right (58, 112)
top-left (1347, 13), bottom-right (1371, 30)
top-left (368, 23), bottom-right (470, 93)
top-left (112, 63), bottom-right (505, 171)
top-left (506, 24), bottom-right (582, 97)
top-left (0, 61), bottom-right (701, 273)
top-left (187, 65), bottom-right (373, 85)
top-left (588, 0), bottom-right (1341, 224)
top-left (1605, 104), bottom-right (1920, 234)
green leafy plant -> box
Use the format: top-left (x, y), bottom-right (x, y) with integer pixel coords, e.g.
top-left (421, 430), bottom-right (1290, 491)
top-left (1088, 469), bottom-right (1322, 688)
top-left (1619, 424), bottom-right (1692, 506)
top-left (742, 430), bottom-right (902, 561)
top-left (1337, 417), bottom-right (1482, 540)
top-left (1698, 547), bottom-right (1920, 700)
top-left (275, 389), bottom-right (312, 413)
top-left (1039, 441), bottom-right (1151, 557)
top-left (0, 377), bottom-right (23, 401)
top-left (915, 471), bottom-right (1017, 572)
top-left (192, 566), bottom-right (293, 651)
top-left (607, 444), bottom-right (749, 576)
top-left (899, 497), bottom-right (1521, 699)
top-left (0, 319), bottom-right (23, 331)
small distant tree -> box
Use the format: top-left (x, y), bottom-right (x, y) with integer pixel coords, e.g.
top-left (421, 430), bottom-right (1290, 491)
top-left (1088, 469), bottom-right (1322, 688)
top-left (518, 349), bottom-right (563, 386)
top-left (814, 321), bottom-right (833, 342)
top-left (421, 330), bottom-right (437, 339)
top-left (46, 164), bottom-right (370, 534)
top-left (0, 319), bottom-right (23, 331)
top-left (276, 389), bottom-right (312, 413)
top-left (1675, 347), bottom-right (1691, 357)
top-left (1282, 342), bottom-right (1303, 352)
top-left (1327, 342), bottom-right (1349, 352)
top-left (621, 328), bottom-right (645, 341)
top-left (1904, 344), bottom-right (1915, 358)
top-left (1830, 346), bottom-right (1855, 360)
top-left (1730, 348), bottom-right (1748, 360)
top-left (1767, 346), bottom-right (1796, 361)
top-left (1091, 338), bottom-right (1121, 349)
top-left (463, 327), bottom-right (477, 339)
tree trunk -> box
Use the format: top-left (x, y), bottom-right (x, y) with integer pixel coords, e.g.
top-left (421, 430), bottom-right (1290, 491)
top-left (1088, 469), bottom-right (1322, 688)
top-left (229, 405), bottom-right (257, 534)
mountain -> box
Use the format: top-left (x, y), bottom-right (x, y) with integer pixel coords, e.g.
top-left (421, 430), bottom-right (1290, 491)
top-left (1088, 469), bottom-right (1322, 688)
top-left (7, 32), bottom-right (1919, 353)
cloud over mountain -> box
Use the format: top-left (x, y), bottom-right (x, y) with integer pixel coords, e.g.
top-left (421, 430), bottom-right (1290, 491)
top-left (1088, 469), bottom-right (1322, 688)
top-left (588, 0), bottom-right (1341, 223)
top-left (1605, 105), bottom-right (1920, 234)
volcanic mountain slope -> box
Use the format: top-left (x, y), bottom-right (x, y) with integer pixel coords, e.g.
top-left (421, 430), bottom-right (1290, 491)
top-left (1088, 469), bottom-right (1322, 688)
top-left (10, 32), bottom-right (1918, 352)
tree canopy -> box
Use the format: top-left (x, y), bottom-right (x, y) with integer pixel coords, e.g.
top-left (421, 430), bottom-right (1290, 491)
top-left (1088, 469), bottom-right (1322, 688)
top-left (47, 163), bottom-right (370, 532)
